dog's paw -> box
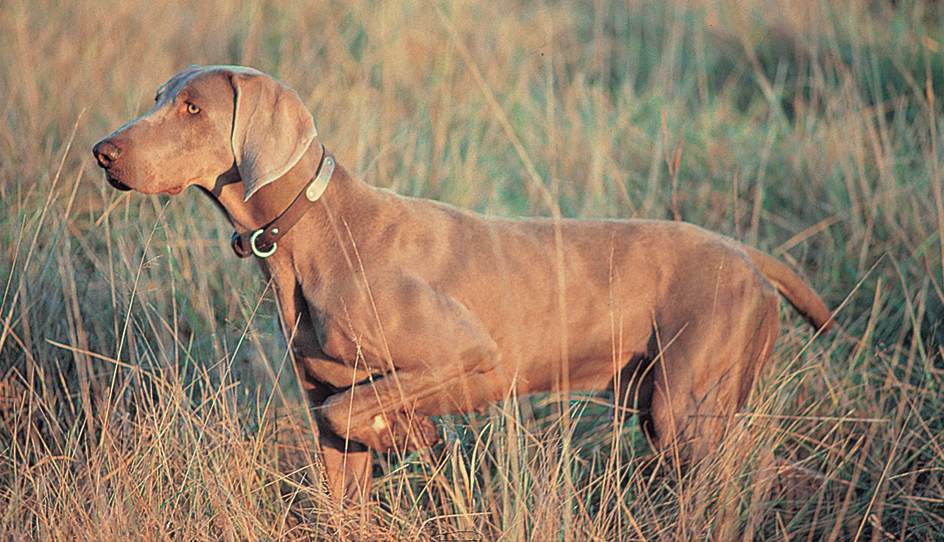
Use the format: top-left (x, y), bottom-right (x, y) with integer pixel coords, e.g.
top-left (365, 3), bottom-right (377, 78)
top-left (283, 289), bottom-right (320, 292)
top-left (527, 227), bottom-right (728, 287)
top-left (320, 398), bottom-right (440, 451)
top-left (369, 410), bottom-right (441, 452)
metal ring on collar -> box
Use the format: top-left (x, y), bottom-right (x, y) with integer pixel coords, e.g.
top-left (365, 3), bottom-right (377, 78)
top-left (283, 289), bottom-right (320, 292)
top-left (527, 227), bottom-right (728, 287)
top-left (250, 229), bottom-right (277, 258)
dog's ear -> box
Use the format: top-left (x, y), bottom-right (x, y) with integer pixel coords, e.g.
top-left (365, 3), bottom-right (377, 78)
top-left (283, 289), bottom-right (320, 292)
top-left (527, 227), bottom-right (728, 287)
top-left (230, 69), bottom-right (317, 201)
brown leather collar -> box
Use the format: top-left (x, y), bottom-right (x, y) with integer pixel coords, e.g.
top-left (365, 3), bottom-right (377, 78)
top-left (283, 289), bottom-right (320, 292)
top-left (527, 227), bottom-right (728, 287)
top-left (231, 145), bottom-right (335, 258)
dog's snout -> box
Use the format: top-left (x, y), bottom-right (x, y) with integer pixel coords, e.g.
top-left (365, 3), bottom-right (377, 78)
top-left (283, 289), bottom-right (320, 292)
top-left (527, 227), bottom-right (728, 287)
top-left (93, 140), bottom-right (122, 168)
top-left (93, 139), bottom-right (134, 191)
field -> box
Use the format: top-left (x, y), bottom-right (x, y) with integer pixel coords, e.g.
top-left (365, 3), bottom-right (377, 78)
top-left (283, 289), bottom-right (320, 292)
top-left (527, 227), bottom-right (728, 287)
top-left (2, 0), bottom-right (943, 539)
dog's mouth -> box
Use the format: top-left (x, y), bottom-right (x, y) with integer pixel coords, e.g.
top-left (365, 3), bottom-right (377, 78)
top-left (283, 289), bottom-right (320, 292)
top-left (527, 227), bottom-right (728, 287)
top-left (104, 171), bottom-right (133, 192)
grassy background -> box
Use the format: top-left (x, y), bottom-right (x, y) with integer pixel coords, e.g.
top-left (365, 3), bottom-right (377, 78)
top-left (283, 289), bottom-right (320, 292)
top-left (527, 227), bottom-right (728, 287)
top-left (2, 0), bottom-right (943, 539)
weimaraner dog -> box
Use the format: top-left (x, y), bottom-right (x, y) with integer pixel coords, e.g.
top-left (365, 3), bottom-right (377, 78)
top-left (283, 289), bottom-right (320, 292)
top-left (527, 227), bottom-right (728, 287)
top-left (93, 65), bottom-right (833, 505)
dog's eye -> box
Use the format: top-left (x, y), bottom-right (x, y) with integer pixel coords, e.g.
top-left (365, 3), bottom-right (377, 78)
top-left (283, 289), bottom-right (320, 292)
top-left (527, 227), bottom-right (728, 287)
top-left (186, 103), bottom-right (201, 115)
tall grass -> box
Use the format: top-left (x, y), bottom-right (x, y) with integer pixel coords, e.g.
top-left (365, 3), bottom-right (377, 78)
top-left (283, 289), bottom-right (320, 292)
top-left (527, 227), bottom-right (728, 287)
top-left (1, 0), bottom-right (942, 539)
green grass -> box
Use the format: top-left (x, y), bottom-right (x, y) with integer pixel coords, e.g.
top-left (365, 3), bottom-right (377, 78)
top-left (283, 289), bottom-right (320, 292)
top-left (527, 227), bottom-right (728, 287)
top-left (2, 0), bottom-right (943, 539)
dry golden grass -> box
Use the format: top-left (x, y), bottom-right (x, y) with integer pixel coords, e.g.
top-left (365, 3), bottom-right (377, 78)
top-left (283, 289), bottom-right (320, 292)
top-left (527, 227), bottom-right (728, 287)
top-left (2, 0), bottom-right (943, 540)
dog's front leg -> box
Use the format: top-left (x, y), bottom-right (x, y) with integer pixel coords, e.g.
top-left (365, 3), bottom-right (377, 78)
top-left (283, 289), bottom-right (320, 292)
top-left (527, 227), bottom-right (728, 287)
top-left (319, 282), bottom-right (507, 453)
top-left (320, 358), bottom-right (506, 452)
top-left (302, 377), bottom-right (373, 505)
top-left (271, 276), bottom-right (374, 505)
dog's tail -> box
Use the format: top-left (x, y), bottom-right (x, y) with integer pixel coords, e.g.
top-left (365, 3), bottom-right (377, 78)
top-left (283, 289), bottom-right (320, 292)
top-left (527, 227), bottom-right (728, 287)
top-left (741, 245), bottom-right (834, 333)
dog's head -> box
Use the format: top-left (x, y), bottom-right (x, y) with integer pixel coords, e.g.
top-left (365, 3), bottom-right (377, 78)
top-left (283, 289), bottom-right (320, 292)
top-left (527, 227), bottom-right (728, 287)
top-left (92, 65), bottom-right (316, 201)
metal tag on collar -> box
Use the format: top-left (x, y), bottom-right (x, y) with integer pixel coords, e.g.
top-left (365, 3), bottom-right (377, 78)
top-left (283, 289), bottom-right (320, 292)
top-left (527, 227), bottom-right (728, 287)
top-left (305, 155), bottom-right (335, 202)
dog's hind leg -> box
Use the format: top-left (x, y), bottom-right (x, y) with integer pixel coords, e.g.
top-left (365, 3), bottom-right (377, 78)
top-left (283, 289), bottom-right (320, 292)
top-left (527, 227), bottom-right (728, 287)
top-left (644, 285), bottom-right (780, 464)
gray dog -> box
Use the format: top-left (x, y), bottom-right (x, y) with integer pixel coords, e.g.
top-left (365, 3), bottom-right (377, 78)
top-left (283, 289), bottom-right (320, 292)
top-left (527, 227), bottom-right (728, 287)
top-left (93, 65), bottom-right (833, 504)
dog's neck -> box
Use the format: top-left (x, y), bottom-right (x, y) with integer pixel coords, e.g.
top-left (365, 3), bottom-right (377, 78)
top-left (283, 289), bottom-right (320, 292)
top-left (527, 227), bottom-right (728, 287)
top-left (210, 141), bottom-right (325, 231)
top-left (206, 139), bottom-right (366, 260)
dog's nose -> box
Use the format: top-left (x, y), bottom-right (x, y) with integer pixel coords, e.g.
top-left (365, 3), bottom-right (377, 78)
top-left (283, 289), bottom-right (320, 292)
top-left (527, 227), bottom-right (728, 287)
top-left (93, 140), bottom-right (121, 168)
